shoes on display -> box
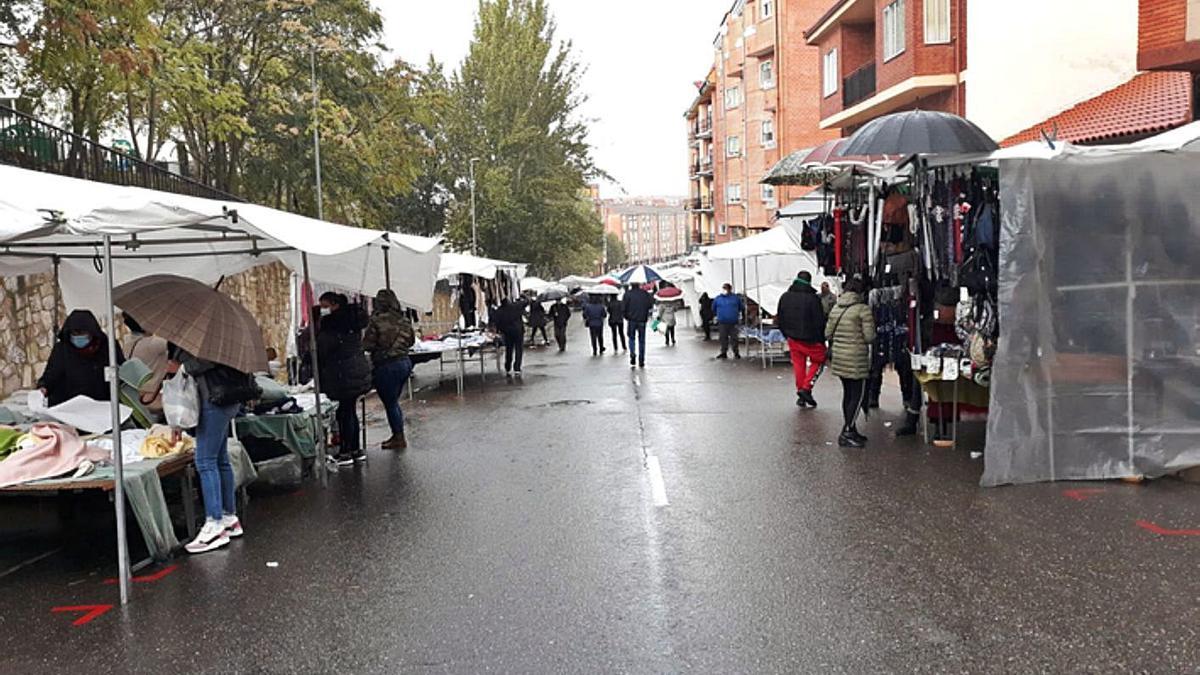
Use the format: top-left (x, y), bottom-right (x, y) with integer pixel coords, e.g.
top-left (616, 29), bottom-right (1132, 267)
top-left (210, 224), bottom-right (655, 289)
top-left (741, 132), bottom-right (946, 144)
top-left (221, 514), bottom-right (244, 538)
top-left (186, 520), bottom-right (231, 554)
top-left (838, 432), bottom-right (866, 449)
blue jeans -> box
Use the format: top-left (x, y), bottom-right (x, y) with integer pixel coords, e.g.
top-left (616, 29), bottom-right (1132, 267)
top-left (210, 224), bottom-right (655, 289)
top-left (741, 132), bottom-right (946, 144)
top-left (627, 322), bottom-right (647, 363)
top-left (195, 399), bottom-right (239, 522)
top-left (374, 357), bottom-right (413, 436)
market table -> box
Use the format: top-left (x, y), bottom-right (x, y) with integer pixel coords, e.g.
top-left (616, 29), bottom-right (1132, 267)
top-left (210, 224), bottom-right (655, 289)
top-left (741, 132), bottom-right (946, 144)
top-left (235, 400), bottom-right (335, 461)
top-left (916, 371), bottom-right (990, 447)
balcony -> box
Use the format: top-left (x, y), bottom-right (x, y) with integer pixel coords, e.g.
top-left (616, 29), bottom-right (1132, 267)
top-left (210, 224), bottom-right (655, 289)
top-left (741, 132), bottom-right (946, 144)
top-left (698, 160), bottom-right (714, 177)
top-left (697, 117), bottom-right (713, 138)
top-left (0, 105), bottom-right (240, 201)
top-left (843, 63), bottom-right (876, 109)
top-left (686, 196), bottom-right (714, 212)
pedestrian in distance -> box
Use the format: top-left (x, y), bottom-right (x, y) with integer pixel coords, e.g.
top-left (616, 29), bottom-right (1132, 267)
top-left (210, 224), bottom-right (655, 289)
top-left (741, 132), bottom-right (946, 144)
top-left (527, 298), bottom-right (549, 346)
top-left (549, 299), bottom-right (571, 352)
top-left (316, 292), bottom-right (373, 466)
top-left (622, 283), bottom-right (654, 368)
top-left (776, 271), bottom-right (827, 408)
top-left (363, 289), bottom-right (416, 450)
top-left (582, 295), bottom-right (608, 356)
top-left (825, 277), bottom-right (876, 448)
top-left (713, 283), bottom-right (743, 359)
top-left (699, 293), bottom-right (715, 341)
top-left (820, 281), bottom-right (838, 316)
top-left (606, 294), bottom-right (626, 352)
top-left (490, 297), bottom-right (526, 378)
top-left (656, 299), bottom-right (679, 346)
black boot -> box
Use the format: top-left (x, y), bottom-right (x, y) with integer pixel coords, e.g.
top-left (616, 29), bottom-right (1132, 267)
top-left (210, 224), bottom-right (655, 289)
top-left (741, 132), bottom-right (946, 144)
top-left (838, 430), bottom-right (865, 448)
top-left (849, 426), bottom-right (868, 444)
top-left (800, 389), bottom-right (818, 408)
top-left (895, 412), bottom-right (920, 437)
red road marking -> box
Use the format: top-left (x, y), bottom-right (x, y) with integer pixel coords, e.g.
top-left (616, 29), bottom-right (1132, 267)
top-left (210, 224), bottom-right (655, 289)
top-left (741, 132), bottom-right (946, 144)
top-left (1136, 520), bottom-right (1200, 537)
top-left (1063, 488), bottom-right (1106, 502)
top-left (103, 564), bottom-right (178, 585)
top-left (52, 605), bottom-right (113, 626)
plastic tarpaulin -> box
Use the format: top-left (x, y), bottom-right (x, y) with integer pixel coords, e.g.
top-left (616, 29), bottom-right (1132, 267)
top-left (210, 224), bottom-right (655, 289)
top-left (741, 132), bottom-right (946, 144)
top-left (983, 153), bottom-right (1200, 486)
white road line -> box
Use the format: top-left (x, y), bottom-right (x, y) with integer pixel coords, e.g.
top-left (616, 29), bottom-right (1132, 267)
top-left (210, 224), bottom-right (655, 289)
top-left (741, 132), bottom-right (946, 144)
top-left (646, 455), bottom-right (669, 507)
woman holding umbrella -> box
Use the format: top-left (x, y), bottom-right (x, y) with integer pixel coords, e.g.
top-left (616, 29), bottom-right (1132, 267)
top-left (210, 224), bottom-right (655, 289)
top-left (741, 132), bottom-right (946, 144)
top-left (316, 292), bottom-right (373, 466)
top-left (655, 285), bottom-right (683, 346)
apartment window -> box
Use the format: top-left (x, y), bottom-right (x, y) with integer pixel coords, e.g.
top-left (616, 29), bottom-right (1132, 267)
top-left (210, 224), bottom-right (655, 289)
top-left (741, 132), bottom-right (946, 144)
top-left (719, 223), bottom-right (729, 236)
top-left (724, 85), bottom-right (741, 109)
top-left (761, 119), bottom-right (775, 148)
top-left (924, 0), bottom-right (951, 44)
top-left (760, 60), bottom-right (775, 89)
top-left (726, 135), bottom-right (741, 157)
top-left (761, 0), bottom-right (773, 19)
top-left (883, 0), bottom-right (907, 61)
top-left (822, 49), bottom-right (839, 98)
top-left (726, 184), bottom-right (743, 204)
top-left (762, 184), bottom-right (776, 204)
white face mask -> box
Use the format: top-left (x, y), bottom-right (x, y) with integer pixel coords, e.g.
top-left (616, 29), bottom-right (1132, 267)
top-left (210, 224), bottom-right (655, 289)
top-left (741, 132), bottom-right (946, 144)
top-left (319, 307), bottom-right (332, 317)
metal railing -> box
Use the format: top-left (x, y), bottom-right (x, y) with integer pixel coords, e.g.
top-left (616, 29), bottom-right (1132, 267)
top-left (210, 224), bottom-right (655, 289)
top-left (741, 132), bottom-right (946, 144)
top-left (843, 63), bottom-right (877, 109)
top-left (0, 105), bottom-right (242, 201)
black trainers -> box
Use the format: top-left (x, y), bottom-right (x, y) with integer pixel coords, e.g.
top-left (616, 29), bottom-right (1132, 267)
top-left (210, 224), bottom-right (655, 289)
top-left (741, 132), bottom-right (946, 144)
top-left (716, 353), bottom-right (728, 360)
top-left (352, 452), bottom-right (367, 464)
top-left (799, 390), bottom-right (818, 408)
top-left (838, 432), bottom-right (865, 448)
top-left (333, 454), bottom-right (355, 467)
top-left (849, 429), bottom-right (868, 444)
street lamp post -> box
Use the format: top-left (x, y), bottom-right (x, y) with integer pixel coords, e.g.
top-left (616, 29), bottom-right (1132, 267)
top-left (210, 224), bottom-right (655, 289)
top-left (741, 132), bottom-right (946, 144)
top-left (469, 157), bottom-right (481, 255)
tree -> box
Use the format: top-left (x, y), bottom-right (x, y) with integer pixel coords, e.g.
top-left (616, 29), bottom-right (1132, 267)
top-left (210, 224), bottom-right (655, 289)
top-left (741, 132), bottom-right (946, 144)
top-left (442, 0), bottom-right (604, 271)
top-left (604, 232), bottom-right (627, 270)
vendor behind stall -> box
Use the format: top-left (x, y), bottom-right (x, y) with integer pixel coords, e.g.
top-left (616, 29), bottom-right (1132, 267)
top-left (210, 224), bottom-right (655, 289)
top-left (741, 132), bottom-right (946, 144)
top-left (37, 309), bottom-right (125, 406)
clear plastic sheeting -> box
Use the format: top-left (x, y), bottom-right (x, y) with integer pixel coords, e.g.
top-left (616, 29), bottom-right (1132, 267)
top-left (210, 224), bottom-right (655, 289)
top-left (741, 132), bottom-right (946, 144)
top-left (983, 154), bottom-right (1200, 486)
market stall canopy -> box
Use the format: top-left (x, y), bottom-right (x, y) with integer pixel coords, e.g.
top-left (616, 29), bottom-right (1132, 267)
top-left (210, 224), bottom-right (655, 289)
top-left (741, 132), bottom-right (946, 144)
top-left (559, 274), bottom-right (598, 289)
top-left (841, 110), bottom-right (999, 157)
top-left (519, 276), bottom-right (554, 293)
top-left (703, 221), bottom-right (806, 260)
top-left (777, 190), bottom-right (830, 219)
top-left (698, 222), bottom-right (827, 306)
top-left (0, 164), bottom-right (443, 313)
top-left (437, 252), bottom-right (528, 281)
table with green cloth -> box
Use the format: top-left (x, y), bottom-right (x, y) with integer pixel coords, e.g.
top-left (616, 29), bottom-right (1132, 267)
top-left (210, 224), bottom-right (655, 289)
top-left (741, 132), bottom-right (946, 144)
top-left (234, 401), bottom-right (336, 460)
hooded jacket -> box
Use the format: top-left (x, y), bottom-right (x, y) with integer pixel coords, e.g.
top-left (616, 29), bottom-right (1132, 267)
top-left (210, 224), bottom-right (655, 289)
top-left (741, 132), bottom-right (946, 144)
top-left (582, 300), bottom-right (608, 328)
top-left (549, 302), bottom-right (572, 329)
top-left (622, 287), bottom-right (654, 323)
top-left (363, 289), bottom-right (416, 368)
top-left (825, 292), bottom-right (876, 380)
top-left (527, 301), bottom-right (547, 328)
top-left (317, 303), bottom-right (372, 400)
top-left (776, 281), bottom-right (826, 343)
top-left (38, 310), bottom-right (125, 406)
top-left (606, 297), bottom-right (624, 326)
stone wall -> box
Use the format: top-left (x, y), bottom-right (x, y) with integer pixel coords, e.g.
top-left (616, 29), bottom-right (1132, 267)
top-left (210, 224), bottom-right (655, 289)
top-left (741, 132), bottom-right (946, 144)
top-left (0, 262), bottom-right (293, 399)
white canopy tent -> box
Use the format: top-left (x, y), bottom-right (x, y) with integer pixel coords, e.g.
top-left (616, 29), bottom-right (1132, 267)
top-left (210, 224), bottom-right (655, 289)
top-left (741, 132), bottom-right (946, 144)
top-left (0, 163), bottom-right (442, 605)
top-left (699, 221), bottom-right (828, 313)
top-left (437, 251), bottom-right (528, 281)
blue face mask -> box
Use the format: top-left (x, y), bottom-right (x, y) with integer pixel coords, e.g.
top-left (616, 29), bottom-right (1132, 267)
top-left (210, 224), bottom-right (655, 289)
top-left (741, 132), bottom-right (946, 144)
top-left (69, 334), bottom-right (92, 349)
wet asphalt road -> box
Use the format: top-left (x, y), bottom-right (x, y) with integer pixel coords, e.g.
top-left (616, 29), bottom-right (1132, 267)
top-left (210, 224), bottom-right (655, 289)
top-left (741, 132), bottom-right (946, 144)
top-left (3, 321), bottom-right (1199, 673)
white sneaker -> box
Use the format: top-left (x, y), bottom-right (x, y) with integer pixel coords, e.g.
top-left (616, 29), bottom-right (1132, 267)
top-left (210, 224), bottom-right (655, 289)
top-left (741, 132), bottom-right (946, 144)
top-left (186, 520), bottom-right (230, 554)
top-left (221, 514), bottom-right (244, 538)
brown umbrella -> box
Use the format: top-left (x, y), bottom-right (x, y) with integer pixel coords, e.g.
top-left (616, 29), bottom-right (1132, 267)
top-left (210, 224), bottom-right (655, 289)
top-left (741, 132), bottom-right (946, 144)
top-left (114, 274), bottom-right (267, 374)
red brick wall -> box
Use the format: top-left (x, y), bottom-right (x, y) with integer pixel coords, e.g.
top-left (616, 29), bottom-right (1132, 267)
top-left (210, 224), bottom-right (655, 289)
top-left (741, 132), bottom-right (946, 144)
top-left (1140, 0), bottom-right (1187, 52)
top-left (876, 0), bottom-right (963, 91)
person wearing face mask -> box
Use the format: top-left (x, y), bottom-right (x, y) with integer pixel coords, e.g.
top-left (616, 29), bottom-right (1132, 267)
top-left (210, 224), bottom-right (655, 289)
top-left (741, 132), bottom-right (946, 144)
top-left (315, 292), bottom-right (372, 466)
top-left (37, 309), bottom-right (125, 406)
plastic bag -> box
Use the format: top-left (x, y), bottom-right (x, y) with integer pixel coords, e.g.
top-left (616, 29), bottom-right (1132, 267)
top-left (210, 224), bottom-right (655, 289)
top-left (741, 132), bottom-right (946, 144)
top-left (162, 367), bottom-right (200, 429)
top-left (651, 319), bottom-right (661, 333)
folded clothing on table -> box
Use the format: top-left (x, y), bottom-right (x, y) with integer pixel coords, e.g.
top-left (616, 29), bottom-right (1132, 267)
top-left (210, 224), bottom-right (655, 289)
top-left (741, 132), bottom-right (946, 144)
top-left (0, 423), bottom-right (109, 488)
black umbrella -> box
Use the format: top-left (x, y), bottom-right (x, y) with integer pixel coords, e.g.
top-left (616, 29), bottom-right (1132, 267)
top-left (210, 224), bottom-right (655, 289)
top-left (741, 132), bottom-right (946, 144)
top-left (840, 110), bottom-right (998, 157)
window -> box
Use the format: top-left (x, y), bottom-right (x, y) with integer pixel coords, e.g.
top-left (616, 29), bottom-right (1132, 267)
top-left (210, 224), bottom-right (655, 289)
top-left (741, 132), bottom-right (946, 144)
top-left (726, 184), bottom-right (743, 204)
top-left (883, 0), bottom-right (907, 61)
top-left (822, 49), bottom-right (839, 97)
top-left (761, 0), bottom-right (773, 19)
top-left (924, 0), bottom-right (950, 44)
top-left (761, 119), bottom-right (775, 147)
top-left (760, 60), bottom-right (775, 89)
top-left (761, 184), bottom-right (776, 204)
top-left (719, 223), bottom-right (729, 236)
top-left (724, 85), bottom-right (741, 109)
top-left (726, 135), bottom-right (741, 157)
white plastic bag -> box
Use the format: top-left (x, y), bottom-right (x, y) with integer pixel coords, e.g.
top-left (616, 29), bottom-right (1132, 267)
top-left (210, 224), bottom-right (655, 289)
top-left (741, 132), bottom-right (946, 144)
top-left (162, 367), bottom-right (200, 429)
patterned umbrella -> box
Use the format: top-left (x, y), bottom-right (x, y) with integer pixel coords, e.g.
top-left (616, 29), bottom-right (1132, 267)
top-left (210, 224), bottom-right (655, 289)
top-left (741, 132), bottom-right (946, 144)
top-left (115, 274), bottom-right (267, 374)
top-left (618, 264), bottom-right (664, 285)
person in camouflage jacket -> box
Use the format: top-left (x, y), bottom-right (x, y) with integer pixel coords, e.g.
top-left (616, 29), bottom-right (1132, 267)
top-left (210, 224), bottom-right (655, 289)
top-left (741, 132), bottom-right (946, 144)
top-left (363, 289), bottom-right (416, 449)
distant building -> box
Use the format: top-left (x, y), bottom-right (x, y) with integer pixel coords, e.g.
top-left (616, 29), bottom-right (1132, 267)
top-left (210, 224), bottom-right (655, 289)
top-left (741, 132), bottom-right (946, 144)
top-left (599, 198), bottom-right (689, 266)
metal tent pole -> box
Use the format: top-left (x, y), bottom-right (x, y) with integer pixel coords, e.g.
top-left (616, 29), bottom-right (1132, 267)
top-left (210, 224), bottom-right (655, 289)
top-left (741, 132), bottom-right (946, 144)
top-left (742, 259), bottom-right (749, 356)
top-left (102, 235), bottom-right (130, 605)
top-left (756, 255), bottom-right (766, 369)
top-left (302, 253), bottom-right (328, 485)
top-left (383, 243), bottom-right (392, 290)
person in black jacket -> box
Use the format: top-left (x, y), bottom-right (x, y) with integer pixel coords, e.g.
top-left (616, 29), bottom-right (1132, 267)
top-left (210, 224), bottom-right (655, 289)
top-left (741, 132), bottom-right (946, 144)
top-left (317, 292), bottom-right (372, 466)
top-left (606, 295), bottom-right (626, 352)
top-left (491, 298), bottom-right (526, 376)
top-left (549, 300), bottom-right (572, 352)
top-left (527, 299), bottom-right (549, 346)
top-left (582, 295), bottom-right (608, 356)
top-left (622, 284), bottom-right (654, 368)
top-left (699, 293), bottom-right (715, 341)
top-left (775, 271), bottom-right (828, 408)
top-left (37, 309), bottom-right (124, 406)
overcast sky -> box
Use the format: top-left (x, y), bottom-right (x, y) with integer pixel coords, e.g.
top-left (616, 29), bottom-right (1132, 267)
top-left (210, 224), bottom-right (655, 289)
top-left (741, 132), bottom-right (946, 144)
top-left (378, 0), bottom-right (733, 199)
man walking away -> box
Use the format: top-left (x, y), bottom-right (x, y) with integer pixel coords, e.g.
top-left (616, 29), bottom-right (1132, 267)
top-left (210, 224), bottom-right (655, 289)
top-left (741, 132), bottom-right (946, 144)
top-left (699, 293), bottom-right (715, 340)
top-left (582, 295), bottom-right (608, 356)
top-left (820, 282), bottom-right (837, 316)
top-left (606, 294), bottom-right (626, 352)
top-left (549, 299), bottom-right (571, 352)
top-left (712, 283), bottom-right (743, 359)
top-left (623, 283), bottom-right (654, 368)
top-left (491, 298), bottom-right (525, 377)
top-left (776, 271), bottom-right (827, 408)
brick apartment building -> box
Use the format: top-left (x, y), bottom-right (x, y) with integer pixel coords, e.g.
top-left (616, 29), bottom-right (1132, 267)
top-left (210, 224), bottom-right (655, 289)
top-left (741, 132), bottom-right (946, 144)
top-left (600, 199), bottom-right (690, 266)
top-left (686, 0), bottom-right (837, 244)
top-left (1139, 0), bottom-right (1200, 70)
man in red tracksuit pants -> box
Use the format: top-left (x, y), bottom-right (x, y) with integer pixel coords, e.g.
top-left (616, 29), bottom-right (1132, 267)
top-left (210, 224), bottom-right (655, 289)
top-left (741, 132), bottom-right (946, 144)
top-left (775, 271), bottom-right (828, 408)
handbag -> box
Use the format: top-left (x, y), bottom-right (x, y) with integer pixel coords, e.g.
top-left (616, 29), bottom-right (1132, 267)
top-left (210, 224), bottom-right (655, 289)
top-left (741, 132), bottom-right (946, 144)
top-left (205, 365), bottom-right (262, 406)
top-left (162, 367), bottom-right (200, 428)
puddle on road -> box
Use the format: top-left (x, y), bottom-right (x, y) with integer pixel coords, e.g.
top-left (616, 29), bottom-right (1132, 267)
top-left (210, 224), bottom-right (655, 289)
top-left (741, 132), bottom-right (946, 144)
top-left (530, 399), bottom-right (595, 409)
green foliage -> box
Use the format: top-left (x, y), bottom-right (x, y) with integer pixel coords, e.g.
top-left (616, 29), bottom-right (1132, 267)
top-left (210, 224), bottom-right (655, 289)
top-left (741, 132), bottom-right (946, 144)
top-left (604, 232), bottom-right (627, 270)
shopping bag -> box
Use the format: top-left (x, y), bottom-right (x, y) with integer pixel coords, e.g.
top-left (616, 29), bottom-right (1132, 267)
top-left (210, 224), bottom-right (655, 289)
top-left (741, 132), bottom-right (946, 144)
top-left (651, 319), bottom-right (661, 333)
top-left (162, 367), bottom-right (200, 429)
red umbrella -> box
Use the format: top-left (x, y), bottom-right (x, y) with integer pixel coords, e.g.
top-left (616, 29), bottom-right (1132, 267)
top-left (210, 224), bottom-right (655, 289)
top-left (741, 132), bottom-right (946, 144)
top-left (655, 287), bottom-right (683, 300)
top-left (599, 277), bottom-right (620, 286)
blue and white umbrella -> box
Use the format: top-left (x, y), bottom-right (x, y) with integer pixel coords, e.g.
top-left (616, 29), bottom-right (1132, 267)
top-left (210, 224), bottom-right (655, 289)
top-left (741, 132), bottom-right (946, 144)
top-left (617, 264), bottom-right (663, 285)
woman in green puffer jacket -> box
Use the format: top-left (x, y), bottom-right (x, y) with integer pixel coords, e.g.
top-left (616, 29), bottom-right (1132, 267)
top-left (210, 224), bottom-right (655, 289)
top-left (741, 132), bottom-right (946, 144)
top-left (825, 278), bottom-right (876, 448)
